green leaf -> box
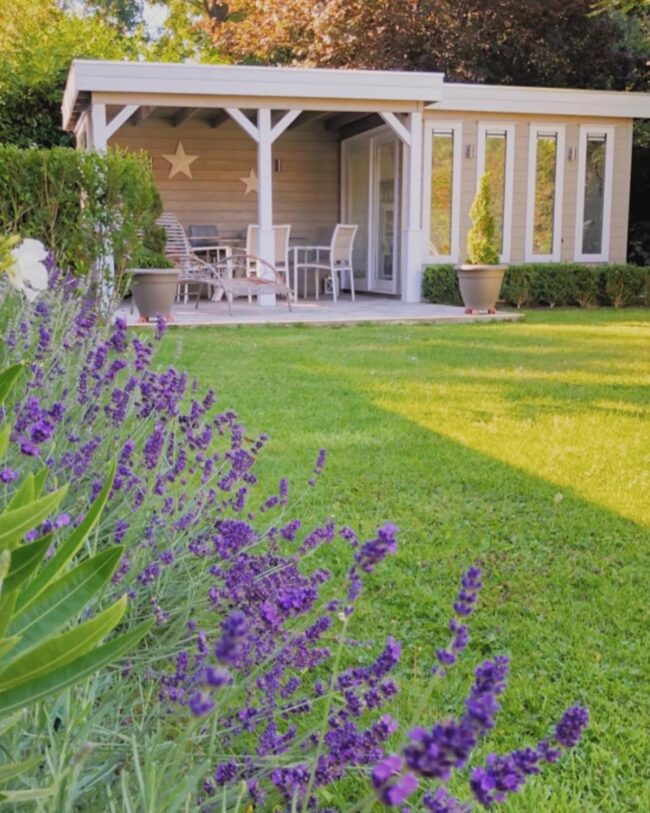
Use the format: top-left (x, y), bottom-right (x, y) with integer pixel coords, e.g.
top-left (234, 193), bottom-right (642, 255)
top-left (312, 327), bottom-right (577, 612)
top-left (0, 620), bottom-right (151, 717)
top-left (17, 464), bottom-right (115, 611)
top-left (0, 363), bottom-right (24, 405)
top-left (0, 786), bottom-right (55, 802)
top-left (0, 425), bottom-right (10, 459)
top-left (0, 486), bottom-right (68, 553)
top-left (6, 474), bottom-right (35, 511)
top-left (8, 547), bottom-right (122, 658)
top-left (0, 710), bottom-right (23, 738)
top-left (0, 637), bottom-right (20, 659)
top-left (3, 537), bottom-right (50, 594)
top-left (0, 596), bottom-right (127, 692)
top-left (32, 468), bottom-right (49, 499)
top-left (0, 755), bottom-right (42, 784)
top-left (0, 589), bottom-right (16, 638)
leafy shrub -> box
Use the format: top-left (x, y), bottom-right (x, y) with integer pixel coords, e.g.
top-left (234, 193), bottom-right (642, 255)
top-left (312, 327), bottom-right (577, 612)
top-left (496, 263), bottom-right (650, 309)
top-left (0, 265), bottom-right (588, 810)
top-left (0, 145), bottom-right (162, 288)
top-left (572, 265), bottom-right (600, 308)
top-left (422, 264), bottom-right (462, 305)
top-left (500, 265), bottom-right (533, 309)
top-left (601, 263), bottom-right (648, 307)
top-left (528, 264), bottom-right (579, 307)
top-left (466, 173), bottom-right (500, 265)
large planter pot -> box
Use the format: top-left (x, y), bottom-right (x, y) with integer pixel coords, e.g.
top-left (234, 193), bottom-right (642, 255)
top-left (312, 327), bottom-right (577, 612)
top-left (456, 264), bottom-right (507, 314)
top-left (128, 268), bottom-right (179, 322)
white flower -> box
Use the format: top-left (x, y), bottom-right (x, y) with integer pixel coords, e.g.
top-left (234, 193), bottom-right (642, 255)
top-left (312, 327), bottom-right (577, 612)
top-left (8, 239), bottom-right (48, 302)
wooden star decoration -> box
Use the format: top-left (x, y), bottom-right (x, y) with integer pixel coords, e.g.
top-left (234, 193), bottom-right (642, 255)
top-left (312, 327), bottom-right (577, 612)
top-left (240, 168), bottom-right (258, 195)
top-left (162, 142), bottom-right (199, 179)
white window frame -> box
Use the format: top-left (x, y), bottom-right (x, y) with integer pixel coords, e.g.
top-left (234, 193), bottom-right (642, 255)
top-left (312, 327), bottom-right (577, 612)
top-left (524, 124), bottom-right (566, 262)
top-left (574, 125), bottom-right (615, 262)
top-left (476, 122), bottom-right (515, 263)
top-left (423, 120), bottom-right (462, 264)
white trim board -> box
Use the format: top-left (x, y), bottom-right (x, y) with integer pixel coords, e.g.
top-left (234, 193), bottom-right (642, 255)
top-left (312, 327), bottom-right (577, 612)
top-left (62, 59), bottom-right (442, 130)
top-left (574, 125), bottom-right (615, 262)
top-left (423, 120), bottom-right (463, 264)
top-left (476, 122), bottom-right (515, 264)
top-left (431, 83), bottom-right (650, 119)
top-left (524, 123), bottom-right (566, 263)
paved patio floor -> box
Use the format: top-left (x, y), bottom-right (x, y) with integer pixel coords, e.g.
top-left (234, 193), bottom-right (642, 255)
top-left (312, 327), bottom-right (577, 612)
top-left (117, 295), bottom-right (522, 328)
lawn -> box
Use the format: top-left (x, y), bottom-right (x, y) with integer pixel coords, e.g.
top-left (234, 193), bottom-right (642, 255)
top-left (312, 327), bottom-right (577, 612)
top-left (155, 308), bottom-right (650, 812)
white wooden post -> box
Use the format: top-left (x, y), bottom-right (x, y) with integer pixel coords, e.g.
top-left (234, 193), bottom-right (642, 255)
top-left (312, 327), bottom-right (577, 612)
top-left (402, 111), bottom-right (424, 303)
top-left (256, 108), bottom-right (275, 307)
top-left (225, 107), bottom-right (302, 307)
top-left (90, 102), bottom-right (108, 152)
top-left (89, 102), bottom-right (114, 309)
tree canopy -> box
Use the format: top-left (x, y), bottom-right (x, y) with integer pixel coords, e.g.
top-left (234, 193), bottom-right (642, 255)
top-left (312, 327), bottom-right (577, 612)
top-left (201, 0), bottom-right (648, 89)
top-left (0, 0), bottom-right (129, 147)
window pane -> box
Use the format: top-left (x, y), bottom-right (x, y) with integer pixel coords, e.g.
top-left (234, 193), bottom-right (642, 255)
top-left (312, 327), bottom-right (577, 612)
top-left (484, 132), bottom-right (507, 254)
top-left (376, 142), bottom-right (396, 281)
top-left (582, 134), bottom-right (607, 255)
top-left (429, 132), bottom-right (454, 256)
top-left (533, 134), bottom-right (558, 255)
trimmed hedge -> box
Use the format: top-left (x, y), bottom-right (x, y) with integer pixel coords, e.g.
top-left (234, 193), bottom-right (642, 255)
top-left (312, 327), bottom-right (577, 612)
top-left (421, 264), bottom-right (462, 306)
top-left (423, 263), bottom-right (650, 308)
top-left (0, 145), bottom-right (162, 285)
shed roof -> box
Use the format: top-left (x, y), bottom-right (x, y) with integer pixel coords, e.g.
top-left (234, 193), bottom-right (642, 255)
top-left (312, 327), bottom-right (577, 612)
top-left (432, 81), bottom-right (650, 119)
top-left (62, 60), bottom-right (445, 129)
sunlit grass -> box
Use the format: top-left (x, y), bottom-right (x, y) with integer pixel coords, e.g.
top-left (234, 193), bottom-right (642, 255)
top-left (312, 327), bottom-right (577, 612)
top-left (155, 308), bottom-right (650, 812)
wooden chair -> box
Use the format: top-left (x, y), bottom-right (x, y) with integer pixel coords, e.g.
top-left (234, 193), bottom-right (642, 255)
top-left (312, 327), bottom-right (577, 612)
top-left (212, 253), bottom-right (292, 315)
top-left (293, 224), bottom-right (358, 302)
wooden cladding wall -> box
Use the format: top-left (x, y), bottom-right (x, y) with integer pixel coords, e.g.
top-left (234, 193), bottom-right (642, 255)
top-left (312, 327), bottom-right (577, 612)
top-left (110, 116), bottom-right (341, 244)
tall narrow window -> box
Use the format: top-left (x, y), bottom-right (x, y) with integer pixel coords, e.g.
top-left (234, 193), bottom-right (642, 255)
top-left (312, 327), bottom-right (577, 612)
top-left (525, 125), bottom-right (565, 262)
top-left (425, 122), bottom-right (461, 262)
top-left (575, 126), bottom-right (614, 262)
top-left (477, 124), bottom-right (515, 262)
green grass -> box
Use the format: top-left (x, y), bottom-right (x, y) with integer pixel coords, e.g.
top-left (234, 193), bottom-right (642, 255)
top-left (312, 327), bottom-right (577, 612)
top-left (155, 308), bottom-right (650, 812)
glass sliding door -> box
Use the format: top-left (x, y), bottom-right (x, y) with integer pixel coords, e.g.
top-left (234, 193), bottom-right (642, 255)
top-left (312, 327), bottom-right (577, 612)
top-left (372, 136), bottom-right (398, 292)
top-left (342, 128), bottom-right (400, 294)
top-left (347, 141), bottom-right (370, 287)
top-left (525, 125), bottom-right (565, 262)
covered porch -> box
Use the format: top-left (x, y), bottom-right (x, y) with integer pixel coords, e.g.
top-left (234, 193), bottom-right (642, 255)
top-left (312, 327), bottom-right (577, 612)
top-left (62, 60), bottom-right (444, 305)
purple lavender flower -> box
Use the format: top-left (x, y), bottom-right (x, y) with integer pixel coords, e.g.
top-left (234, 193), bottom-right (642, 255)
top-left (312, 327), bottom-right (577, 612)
top-left (555, 705), bottom-right (589, 748)
top-left (423, 788), bottom-right (471, 812)
top-left (371, 755), bottom-right (418, 807)
top-left (0, 467), bottom-right (17, 483)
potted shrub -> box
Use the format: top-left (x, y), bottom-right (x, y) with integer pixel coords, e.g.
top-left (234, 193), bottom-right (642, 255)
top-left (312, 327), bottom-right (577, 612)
top-left (127, 225), bottom-right (179, 323)
top-left (456, 172), bottom-right (507, 314)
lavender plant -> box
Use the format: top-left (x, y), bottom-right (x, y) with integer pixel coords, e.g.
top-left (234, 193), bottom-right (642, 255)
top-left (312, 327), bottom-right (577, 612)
top-left (0, 261), bottom-right (588, 811)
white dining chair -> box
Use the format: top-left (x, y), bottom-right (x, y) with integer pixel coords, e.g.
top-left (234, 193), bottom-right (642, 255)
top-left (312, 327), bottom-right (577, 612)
top-left (243, 224), bottom-right (291, 302)
top-left (293, 224), bottom-right (358, 302)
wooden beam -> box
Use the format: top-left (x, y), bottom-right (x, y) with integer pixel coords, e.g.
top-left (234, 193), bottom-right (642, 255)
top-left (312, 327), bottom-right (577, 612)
top-left (105, 104), bottom-right (139, 139)
top-left (208, 110), bottom-right (229, 129)
top-left (270, 109), bottom-right (302, 142)
top-left (172, 107), bottom-right (200, 127)
top-left (324, 112), bottom-right (372, 132)
top-left (225, 107), bottom-right (259, 142)
top-left (379, 111), bottom-right (411, 146)
top-left (288, 111), bottom-right (329, 129)
top-left (131, 105), bottom-right (155, 126)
